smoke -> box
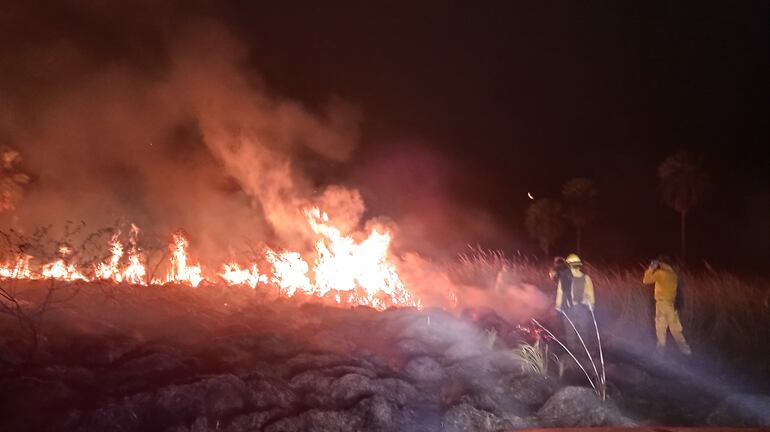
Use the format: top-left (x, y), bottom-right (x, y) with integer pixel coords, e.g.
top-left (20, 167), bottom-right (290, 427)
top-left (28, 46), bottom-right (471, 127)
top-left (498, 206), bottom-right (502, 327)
top-left (0, 10), bottom-right (362, 264)
top-left (0, 3), bottom-right (545, 320)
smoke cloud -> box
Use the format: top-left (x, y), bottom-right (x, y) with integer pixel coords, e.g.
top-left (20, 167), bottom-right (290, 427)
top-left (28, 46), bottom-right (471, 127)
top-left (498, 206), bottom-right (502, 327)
top-left (0, 11), bottom-right (362, 264)
top-left (0, 3), bottom-right (546, 320)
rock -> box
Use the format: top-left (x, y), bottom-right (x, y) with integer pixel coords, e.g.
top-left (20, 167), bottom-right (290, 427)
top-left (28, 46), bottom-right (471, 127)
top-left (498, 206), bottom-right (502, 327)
top-left (459, 384), bottom-right (532, 420)
top-left (444, 356), bottom-right (493, 390)
top-left (263, 395), bottom-right (402, 432)
top-left (395, 338), bottom-right (430, 357)
top-left (707, 393), bottom-right (770, 427)
top-left (376, 378), bottom-right (419, 405)
top-left (321, 364), bottom-right (378, 379)
top-left (155, 374), bottom-right (248, 421)
top-left (246, 377), bottom-right (297, 409)
top-left (288, 369), bottom-right (335, 395)
top-left (329, 373), bottom-right (377, 404)
top-left (226, 409), bottom-right (283, 432)
top-left (263, 408), bottom-right (363, 432)
top-left (404, 356), bottom-right (446, 383)
top-left (442, 402), bottom-right (515, 432)
top-left (537, 386), bottom-right (634, 427)
top-left (506, 373), bottom-right (557, 406)
top-left (355, 395), bottom-right (396, 431)
top-left (285, 352), bottom-right (355, 374)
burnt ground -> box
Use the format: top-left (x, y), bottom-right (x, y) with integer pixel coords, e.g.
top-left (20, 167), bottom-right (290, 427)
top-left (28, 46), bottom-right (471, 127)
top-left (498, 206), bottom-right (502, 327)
top-left (1, 282), bottom-right (769, 431)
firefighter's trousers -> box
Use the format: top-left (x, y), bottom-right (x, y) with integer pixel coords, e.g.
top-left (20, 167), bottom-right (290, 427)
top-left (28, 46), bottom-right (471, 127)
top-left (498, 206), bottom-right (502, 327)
top-left (655, 300), bottom-right (691, 354)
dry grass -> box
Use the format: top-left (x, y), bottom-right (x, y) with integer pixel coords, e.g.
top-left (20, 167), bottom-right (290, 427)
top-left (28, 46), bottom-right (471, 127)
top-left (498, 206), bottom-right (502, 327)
top-left (450, 247), bottom-right (770, 375)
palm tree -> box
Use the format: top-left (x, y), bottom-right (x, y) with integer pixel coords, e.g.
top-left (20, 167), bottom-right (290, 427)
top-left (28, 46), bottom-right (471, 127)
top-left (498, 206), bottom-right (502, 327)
top-left (658, 151), bottom-right (709, 262)
top-left (562, 178), bottom-right (598, 254)
top-left (525, 198), bottom-right (564, 258)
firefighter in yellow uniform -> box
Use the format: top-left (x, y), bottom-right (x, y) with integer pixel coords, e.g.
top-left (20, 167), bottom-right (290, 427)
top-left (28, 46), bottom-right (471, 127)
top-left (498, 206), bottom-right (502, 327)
top-left (554, 254), bottom-right (596, 355)
top-left (643, 256), bottom-right (692, 355)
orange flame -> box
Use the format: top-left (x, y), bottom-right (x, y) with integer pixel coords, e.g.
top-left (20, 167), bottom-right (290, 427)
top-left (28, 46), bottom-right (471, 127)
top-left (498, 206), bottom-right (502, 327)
top-left (265, 249), bottom-right (313, 296)
top-left (165, 232), bottom-right (204, 287)
top-left (219, 263), bottom-right (267, 288)
top-left (0, 210), bottom-right (421, 310)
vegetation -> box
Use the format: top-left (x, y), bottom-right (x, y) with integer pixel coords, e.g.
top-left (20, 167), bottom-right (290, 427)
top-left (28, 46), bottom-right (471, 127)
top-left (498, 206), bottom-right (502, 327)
top-left (561, 177), bottom-right (598, 254)
top-left (512, 338), bottom-right (554, 376)
top-left (658, 151), bottom-right (710, 262)
top-left (451, 248), bottom-right (770, 385)
top-left (525, 198), bottom-right (564, 257)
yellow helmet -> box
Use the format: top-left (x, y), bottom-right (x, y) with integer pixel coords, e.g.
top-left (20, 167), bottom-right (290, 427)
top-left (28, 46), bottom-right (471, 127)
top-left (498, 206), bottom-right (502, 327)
top-left (565, 253), bottom-right (582, 266)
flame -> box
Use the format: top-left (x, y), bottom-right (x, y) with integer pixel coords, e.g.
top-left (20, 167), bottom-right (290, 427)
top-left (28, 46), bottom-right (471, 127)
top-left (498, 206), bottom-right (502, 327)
top-left (0, 255), bottom-right (31, 279)
top-left (165, 232), bottom-right (204, 287)
top-left (307, 207), bottom-right (415, 309)
top-left (219, 263), bottom-right (267, 288)
top-left (265, 249), bottom-right (313, 296)
top-left (122, 224), bottom-right (147, 285)
top-left (41, 259), bottom-right (89, 281)
top-left (94, 226), bottom-right (147, 285)
top-left (95, 232), bottom-right (124, 282)
top-left (0, 210), bottom-right (421, 309)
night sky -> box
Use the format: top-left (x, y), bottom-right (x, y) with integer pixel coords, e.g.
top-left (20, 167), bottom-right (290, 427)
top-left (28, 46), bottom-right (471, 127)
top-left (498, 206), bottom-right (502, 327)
top-left (2, 1), bottom-right (769, 272)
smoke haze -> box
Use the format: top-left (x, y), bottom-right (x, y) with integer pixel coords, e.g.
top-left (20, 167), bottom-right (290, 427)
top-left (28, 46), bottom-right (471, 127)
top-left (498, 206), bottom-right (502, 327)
top-left (0, 8), bottom-right (364, 265)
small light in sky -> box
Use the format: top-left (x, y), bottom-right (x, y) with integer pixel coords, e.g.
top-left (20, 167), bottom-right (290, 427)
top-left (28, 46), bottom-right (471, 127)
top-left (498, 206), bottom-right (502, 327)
top-left (527, 192), bottom-right (534, 200)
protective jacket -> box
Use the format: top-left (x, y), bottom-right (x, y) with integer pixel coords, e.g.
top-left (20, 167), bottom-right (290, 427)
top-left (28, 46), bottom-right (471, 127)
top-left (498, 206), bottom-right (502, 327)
top-left (643, 263), bottom-right (677, 303)
top-left (555, 268), bottom-right (595, 311)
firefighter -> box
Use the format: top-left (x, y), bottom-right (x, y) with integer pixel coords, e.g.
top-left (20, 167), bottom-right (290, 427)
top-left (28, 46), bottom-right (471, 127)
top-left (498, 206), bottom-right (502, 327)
top-left (643, 256), bottom-right (692, 355)
top-left (554, 253), bottom-right (596, 356)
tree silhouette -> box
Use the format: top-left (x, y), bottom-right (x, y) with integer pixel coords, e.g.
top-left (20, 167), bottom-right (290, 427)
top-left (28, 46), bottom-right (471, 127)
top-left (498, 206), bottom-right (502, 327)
top-left (525, 198), bottom-right (564, 258)
top-left (562, 177), bottom-right (598, 254)
top-left (658, 151), bottom-right (709, 262)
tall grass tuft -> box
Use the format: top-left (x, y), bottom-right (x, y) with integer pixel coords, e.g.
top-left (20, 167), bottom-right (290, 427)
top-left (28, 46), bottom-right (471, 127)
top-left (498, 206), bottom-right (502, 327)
top-left (512, 338), bottom-right (554, 375)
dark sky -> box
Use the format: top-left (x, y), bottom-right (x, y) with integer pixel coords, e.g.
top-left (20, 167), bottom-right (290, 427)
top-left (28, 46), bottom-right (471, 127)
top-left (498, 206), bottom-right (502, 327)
top-left (1, 1), bottom-right (769, 272)
top-left (220, 2), bottom-right (769, 271)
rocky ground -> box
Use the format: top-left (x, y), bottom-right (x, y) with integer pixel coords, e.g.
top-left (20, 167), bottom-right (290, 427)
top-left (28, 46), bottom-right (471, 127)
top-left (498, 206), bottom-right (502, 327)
top-left (0, 282), bottom-right (768, 431)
